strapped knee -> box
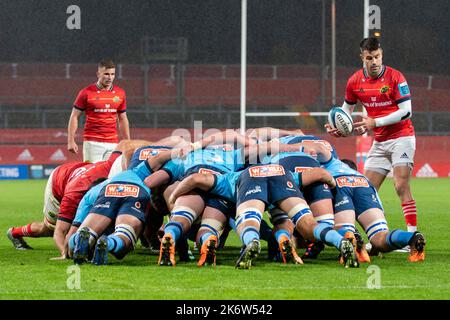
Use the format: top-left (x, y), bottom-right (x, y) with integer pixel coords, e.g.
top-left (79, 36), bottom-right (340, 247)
top-left (171, 206), bottom-right (198, 225)
top-left (114, 224), bottom-right (138, 249)
top-left (235, 207), bottom-right (263, 229)
top-left (287, 203), bottom-right (312, 227)
top-left (269, 208), bottom-right (289, 226)
top-left (364, 219), bottom-right (388, 241)
top-left (315, 214), bottom-right (335, 227)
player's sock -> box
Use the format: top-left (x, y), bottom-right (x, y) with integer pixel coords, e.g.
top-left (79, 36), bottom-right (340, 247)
top-left (164, 221), bottom-right (183, 243)
top-left (274, 229), bottom-right (291, 244)
top-left (106, 234), bottom-right (125, 254)
top-left (315, 214), bottom-right (335, 227)
top-left (68, 233), bottom-right (77, 252)
top-left (240, 226), bottom-right (260, 246)
top-left (402, 200), bottom-right (417, 232)
top-left (313, 223), bottom-right (343, 249)
top-left (199, 231), bottom-right (216, 247)
top-left (11, 224), bottom-right (36, 238)
top-left (336, 223), bottom-right (356, 237)
top-left (386, 229), bottom-right (414, 250)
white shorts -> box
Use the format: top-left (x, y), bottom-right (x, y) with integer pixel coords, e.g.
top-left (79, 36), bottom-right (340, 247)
top-left (108, 155), bottom-right (125, 178)
top-left (42, 170), bottom-right (60, 230)
top-left (364, 136), bottom-right (415, 175)
top-left (83, 141), bottom-right (118, 163)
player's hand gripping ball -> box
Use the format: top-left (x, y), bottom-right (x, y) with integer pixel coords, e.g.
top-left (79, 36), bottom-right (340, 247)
top-left (328, 106), bottom-right (353, 136)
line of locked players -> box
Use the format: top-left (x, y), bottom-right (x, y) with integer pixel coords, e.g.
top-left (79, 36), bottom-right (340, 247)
top-left (7, 127), bottom-right (426, 269)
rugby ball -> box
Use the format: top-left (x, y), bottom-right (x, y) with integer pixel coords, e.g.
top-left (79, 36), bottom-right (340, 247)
top-left (328, 107), bottom-right (353, 136)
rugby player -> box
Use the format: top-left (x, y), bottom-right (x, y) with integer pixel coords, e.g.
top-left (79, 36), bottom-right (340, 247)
top-left (70, 148), bottom-right (179, 265)
top-left (67, 59), bottom-right (130, 163)
top-left (6, 140), bottom-right (147, 258)
top-left (325, 37), bottom-right (419, 241)
top-left (168, 144), bottom-right (359, 269)
top-left (301, 142), bottom-right (426, 262)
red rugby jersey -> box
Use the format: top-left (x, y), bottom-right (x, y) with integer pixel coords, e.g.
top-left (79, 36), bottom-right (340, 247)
top-left (345, 65), bottom-right (414, 142)
top-left (51, 162), bottom-right (93, 202)
top-left (56, 151), bottom-right (122, 223)
top-left (73, 83), bottom-right (127, 143)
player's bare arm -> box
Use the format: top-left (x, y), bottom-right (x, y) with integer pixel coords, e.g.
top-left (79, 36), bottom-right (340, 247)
top-left (300, 168), bottom-right (336, 189)
top-left (168, 173), bottom-right (215, 205)
top-left (118, 112), bottom-right (131, 140)
top-left (67, 108), bottom-right (83, 154)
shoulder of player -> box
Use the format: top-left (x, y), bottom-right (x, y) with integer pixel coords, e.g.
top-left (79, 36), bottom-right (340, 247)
top-left (348, 69), bottom-right (365, 83)
top-left (384, 66), bottom-right (406, 79)
top-left (111, 85), bottom-right (126, 95)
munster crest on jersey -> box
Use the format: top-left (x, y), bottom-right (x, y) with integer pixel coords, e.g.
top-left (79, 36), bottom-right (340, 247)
top-left (380, 85), bottom-right (390, 94)
top-left (113, 96), bottom-right (120, 103)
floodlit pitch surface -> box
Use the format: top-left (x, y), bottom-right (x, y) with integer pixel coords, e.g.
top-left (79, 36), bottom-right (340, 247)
top-left (0, 179), bottom-right (449, 300)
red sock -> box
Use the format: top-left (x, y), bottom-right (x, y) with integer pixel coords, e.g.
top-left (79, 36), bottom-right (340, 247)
top-left (11, 224), bottom-right (35, 238)
top-left (402, 200), bottom-right (417, 232)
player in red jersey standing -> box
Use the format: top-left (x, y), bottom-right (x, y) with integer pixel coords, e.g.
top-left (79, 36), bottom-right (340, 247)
top-left (326, 38), bottom-right (418, 241)
top-left (67, 59), bottom-right (130, 163)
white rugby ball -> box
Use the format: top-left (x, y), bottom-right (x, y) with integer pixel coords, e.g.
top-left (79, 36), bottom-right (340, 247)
top-left (328, 107), bottom-right (353, 136)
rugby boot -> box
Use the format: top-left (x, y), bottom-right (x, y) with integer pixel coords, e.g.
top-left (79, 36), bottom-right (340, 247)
top-left (339, 238), bottom-right (359, 268)
top-left (301, 241), bottom-right (324, 260)
top-left (73, 227), bottom-right (91, 265)
top-left (6, 228), bottom-right (33, 250)
top-left (345, 231), bottom-right (371, 263)
top-left (197, 235), bottom-right (218, 267)
top-left (279, 235), bottom-right (303, 265)
top-left (92, 235), bottom-right (108, 266)
top-left (235, 239), bottom-right (261, 269)
top-left (158, 234), bottom-right (176, 266)
top-left (408, 232), bottom-right (426, 262)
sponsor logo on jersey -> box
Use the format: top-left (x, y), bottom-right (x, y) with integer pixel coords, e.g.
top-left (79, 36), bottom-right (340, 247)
top-left (94, 202), bottom-right (111, 209)
top-left (400, 152), bottom-right (409, 159)
top-left (138, 148), bottom-right (170, 160)
top-left (94, 108), bottom-right (117, 113)
top-left (294, 166), bottom-right (313, 173)
top-left (336, 176), bottom-right (369, 188)
top-left (198, 168), bottom-right (221, 175)
top-left (105, 184), bottom-right (140, 197)
top-left (286, 181), bottom-right (294, 188)
top-left (245, 185), bottom-right (262, 196)
top-left (380, 85), bottom-right (390, 94)
top-left (398, 82), bottom-right (410, 96)
top-left (249, 164), bottom-right (285, 177)
top-left (105, 104), bottom-right (110, 108)
top-left (135, 202), bottom-right (141, 209)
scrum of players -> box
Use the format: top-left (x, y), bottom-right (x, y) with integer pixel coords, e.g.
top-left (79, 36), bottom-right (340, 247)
top-left (6, 127), bottom-right (426, 269)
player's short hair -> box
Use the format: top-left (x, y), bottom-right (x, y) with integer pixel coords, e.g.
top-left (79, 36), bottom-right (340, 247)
top-left (359, 37), bottom-right (381, 52)
top-left (98, 59), bottom-right (115, 69)
top-left (341, 159), bottom-right (358, 171)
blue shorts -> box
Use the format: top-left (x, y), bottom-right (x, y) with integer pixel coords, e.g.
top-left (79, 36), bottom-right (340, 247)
top-left (92, 181), bottom-right (150, 223)
top-left (183, 165), bottom-right (234, 217)
top-left (332, 175), bottom-right (383, 217)
top-left (236, 165), bottom-right (304, 207)
top-left (279, 156), bottom-right (331, 204)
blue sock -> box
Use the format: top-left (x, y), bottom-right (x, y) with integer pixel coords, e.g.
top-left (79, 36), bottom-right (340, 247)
top-left (68, 233), bottom-right (77, 252)
top-left (313, 223), bottom-right (343, 249)
top-left (164, 221), bottom-right (183, 243)
top-left (107, 235), bottom-right (125, 254)
top-left (200, 232), bottom-right (214, 246)
top-left (274, 229), bottom-right (290, 244)
top-left (337, 224), bottom-right (356, 237)
top-left (386, 229), bottom-right (414, 250)
top-left (241, 227), bottom-right (259, 246)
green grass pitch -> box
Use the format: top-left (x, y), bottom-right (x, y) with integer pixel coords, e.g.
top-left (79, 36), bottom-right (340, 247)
top-left (0, 179), bottom-right (449, 300)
